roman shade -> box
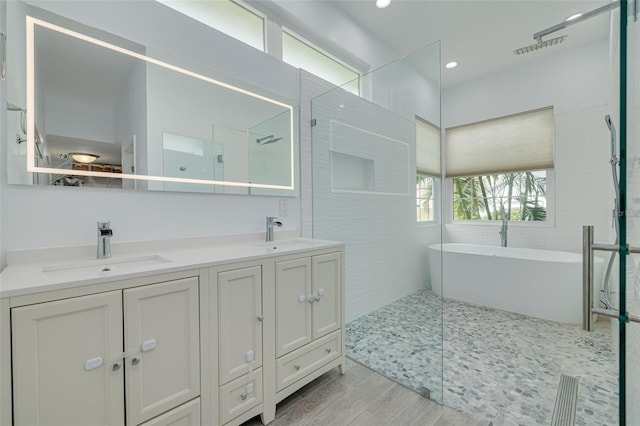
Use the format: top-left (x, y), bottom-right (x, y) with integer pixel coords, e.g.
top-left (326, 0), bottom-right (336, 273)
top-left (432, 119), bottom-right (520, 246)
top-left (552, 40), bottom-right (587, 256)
top-left (416, 117), bottom-right (441, 176)
top-left (445, 106), bottom-right (554, 177)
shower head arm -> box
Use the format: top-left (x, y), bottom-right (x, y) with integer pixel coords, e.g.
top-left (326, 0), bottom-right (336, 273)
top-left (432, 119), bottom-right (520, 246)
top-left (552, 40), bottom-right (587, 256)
top-left (533, 1), bottom-right (620, 42)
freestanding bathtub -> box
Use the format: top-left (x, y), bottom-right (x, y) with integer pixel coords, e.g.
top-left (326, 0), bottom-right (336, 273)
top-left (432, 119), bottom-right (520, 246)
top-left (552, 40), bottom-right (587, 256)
top-left (428, 243), bottom-right (604, 324)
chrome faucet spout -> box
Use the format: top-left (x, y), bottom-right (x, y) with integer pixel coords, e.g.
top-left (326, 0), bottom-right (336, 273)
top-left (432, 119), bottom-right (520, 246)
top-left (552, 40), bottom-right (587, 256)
top-left (266, 216), bottom-right (283, 242)
top-left (499, 206), bottom-right (508, 247)
top-left (97, 221), bottom-right (113, 259)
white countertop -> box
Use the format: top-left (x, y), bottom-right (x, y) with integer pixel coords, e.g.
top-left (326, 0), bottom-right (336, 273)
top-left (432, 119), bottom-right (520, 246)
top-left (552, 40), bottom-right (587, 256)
top-left (0, 233), bottom-right (343, 299)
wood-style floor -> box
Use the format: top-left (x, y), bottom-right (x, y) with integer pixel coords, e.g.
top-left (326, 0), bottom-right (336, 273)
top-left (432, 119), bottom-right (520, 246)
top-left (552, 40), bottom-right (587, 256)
top-left (242, 359), bottom-right (488, 426)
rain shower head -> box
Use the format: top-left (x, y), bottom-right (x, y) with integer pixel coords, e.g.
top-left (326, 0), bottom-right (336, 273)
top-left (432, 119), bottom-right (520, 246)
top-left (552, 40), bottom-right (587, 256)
top-left (256, 135), bottom-right (283, 145)
top-left (513, 35), bottom-right (567, 55)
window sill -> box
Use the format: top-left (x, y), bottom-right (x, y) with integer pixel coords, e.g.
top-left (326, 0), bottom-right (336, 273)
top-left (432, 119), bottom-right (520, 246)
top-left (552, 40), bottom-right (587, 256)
top-left (446, 220), bottom-right (554, 228)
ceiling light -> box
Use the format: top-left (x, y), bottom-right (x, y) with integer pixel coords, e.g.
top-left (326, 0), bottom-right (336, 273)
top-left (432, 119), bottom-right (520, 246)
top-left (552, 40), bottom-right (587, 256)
top-left (566, 13), bottom-right (583, 22)
top-left (376, 0), bottom-right (391, 9)
top-left (445, 61), bottom-right (458, 69)
top-left (70, 152), bottom-right (99, 163)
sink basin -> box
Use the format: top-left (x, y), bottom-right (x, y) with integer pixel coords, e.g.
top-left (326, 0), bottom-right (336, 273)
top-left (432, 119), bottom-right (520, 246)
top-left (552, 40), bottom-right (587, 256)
top-left (42, 254), bottom-right (171, 277)
top-left (252, 239), bottom-right (315, 252)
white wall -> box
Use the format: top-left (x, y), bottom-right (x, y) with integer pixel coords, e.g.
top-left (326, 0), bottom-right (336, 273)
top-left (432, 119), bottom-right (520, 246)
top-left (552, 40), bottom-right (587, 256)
top-left (45, 95), bottom-right (115, 142)
top-left (0, 0), bottom-right (301, 261)
top-left (443, 37), bottom-right (613, 254)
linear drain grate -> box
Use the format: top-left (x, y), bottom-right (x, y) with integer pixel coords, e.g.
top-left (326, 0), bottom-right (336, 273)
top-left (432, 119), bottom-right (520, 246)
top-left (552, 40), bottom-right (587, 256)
top-left (550, 374), bottom-right (579, 426)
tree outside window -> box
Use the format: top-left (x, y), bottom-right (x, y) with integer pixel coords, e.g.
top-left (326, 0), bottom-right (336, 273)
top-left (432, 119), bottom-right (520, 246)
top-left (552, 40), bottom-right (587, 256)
top-left (453, 170), bottom-right (546, 221)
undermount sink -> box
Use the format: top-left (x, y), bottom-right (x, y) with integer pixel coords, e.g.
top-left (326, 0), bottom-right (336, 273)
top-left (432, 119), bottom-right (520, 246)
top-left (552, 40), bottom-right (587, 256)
top-left (253, 239), bottom-right (314, 252)
top-left (42, 254), bottom-right (171, 276)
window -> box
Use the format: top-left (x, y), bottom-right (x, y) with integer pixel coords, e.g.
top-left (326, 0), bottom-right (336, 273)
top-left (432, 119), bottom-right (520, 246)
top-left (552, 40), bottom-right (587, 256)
top-left (158, 0), bottom-right (265, 51)
top-left (282, 29), bottom-right (359, 95)
top-left (417, 175), bottom-right (437, 222)
top-left (446, 107), bottom-right (554, 222)
top-left (452, 171), bottom-right (547, 221)
top-left (416, 117), bottom-right (440, 223)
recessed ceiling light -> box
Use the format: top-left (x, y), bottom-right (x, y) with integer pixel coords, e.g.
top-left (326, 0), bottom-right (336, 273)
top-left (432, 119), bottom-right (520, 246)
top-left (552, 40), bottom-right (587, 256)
top-left (566, 13), bottom-right (583, 21)
top-left (376, 0), bottom-right (391, 9)
top-left (445, 61), bottom-right (458, 69)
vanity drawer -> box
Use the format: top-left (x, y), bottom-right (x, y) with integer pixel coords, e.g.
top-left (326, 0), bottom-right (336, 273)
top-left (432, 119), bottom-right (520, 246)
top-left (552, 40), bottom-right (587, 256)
top-left (139, 398), bottom-right (200, 426)
top-left (219, 367), bottom-right (263, 425)
top-left (276, 330), bottom-right (341, 392)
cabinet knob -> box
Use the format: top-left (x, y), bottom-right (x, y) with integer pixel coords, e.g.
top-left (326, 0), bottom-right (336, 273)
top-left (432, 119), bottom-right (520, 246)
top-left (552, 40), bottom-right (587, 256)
top-left (84, 356), bottom-right (104, 371)
top-left (131, 357), bottom-right (141, 366)
top-left (112, 362), bottom-right (122, 372)
top-left (240, 393), bottom-right (248, 401)
top-left (257, 315), bottom-right (264, 322)
top-left (325, 348), bottom-right (332, 353)
top-left (294, 365), bottom-right (301, 371)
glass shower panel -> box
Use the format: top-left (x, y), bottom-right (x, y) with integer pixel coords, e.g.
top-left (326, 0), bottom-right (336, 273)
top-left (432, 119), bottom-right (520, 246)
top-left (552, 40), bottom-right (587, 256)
top-left (311, 42), bottom-right (443, 402)
top-left (625, 3), bottom-right (640, 424)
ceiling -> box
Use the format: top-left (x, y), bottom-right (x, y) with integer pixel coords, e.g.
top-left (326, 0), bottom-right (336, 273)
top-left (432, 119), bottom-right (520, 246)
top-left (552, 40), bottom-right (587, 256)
top-left (329, 0), bottom-right (612, 88)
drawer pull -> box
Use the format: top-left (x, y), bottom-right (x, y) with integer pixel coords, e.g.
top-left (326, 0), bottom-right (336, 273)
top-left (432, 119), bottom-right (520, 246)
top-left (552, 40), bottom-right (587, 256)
top-left (84, 357), bottom-right (103, 371)
top-left (141, 338), bottom-right (157, 352)
top-left (326, 348), bottom-right (332, 353)
top-left (294, 365), bottom-right (301, 371)
top-left (240, 393), bottom-right (248, 401)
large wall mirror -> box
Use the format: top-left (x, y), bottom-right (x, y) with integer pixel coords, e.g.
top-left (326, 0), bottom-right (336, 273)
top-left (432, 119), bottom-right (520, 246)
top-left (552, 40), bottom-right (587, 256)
top-left (6, 2), bottom-right (298, 196)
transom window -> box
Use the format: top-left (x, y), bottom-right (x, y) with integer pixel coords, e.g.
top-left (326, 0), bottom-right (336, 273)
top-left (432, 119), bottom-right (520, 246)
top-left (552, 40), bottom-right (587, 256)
top-left (158, 0), bottom-right (265, 51)
top-left (282, 29), bottom-right (360, 95)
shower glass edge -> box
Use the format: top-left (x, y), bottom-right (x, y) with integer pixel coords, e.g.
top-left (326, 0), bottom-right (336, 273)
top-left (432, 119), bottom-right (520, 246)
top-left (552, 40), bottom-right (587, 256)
top-left (310, 41), bottom-right (444, 403)
top-left (623, 0), bottom-right (640, 424)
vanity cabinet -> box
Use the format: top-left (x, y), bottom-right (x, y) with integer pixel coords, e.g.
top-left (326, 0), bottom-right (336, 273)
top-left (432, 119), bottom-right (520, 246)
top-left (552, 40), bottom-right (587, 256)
top-left (274, 251), bottom-right (342, 395)
top-left (217, 264), bottom-right (264, 425)
top-left (2, 240), bottom-right (345, 426)
top-left (11, 276), bottom-right (200, 426)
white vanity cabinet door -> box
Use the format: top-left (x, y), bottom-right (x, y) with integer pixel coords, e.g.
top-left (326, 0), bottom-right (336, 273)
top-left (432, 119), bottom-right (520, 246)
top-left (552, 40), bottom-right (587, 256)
top-left (12, 291), bottom-right (124, 426)
top-left (311, 252), bottom-right (342, 340)
top-left (124, 277), bottom-right (200, 426)
top-left (275, 257), bottom-right (312, 357)
top-left (218, 266), bottom-right (263, 385)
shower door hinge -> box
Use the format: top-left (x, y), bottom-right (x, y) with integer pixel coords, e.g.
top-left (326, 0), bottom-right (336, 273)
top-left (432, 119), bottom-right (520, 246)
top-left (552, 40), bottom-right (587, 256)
top-left (311, 119), bottom-right (317, 127)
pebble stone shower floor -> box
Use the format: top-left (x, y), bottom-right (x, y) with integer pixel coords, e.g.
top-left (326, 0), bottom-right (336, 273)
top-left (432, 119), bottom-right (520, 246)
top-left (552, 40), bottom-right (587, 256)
top-left (345, 289), bottom-right (618, 425)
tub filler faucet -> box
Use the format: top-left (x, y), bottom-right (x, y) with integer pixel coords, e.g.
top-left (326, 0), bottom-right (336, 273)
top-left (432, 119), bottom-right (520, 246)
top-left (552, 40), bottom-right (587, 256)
top-left (499, 206), bottom-right (508, 247)
top-left (266, 216), bottom-right (282, 242)
top-left (97, 221), bottom-right (113, 259)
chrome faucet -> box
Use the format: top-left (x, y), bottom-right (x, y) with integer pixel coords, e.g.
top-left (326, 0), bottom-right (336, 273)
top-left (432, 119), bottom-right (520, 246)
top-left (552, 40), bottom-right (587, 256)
top-left (97, 221), bottom-right (113, 259)
top-left (266, 216), bottom-right (283, 242)
top-left (499, 206), bottom-right (508, 247)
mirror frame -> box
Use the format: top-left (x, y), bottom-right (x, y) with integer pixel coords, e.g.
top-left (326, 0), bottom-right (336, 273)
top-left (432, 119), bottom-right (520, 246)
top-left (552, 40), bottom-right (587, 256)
top-left (25, 16), bottom-right (296, 192)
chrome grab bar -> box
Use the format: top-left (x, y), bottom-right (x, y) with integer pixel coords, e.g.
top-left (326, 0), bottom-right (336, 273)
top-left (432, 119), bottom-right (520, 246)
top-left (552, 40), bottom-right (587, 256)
top-left (592, 307), bottom-right (640, 324)
top-left (582, 225), bottom-right (640, 331)
top-left (591, 243), bottom-right (640, 254)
